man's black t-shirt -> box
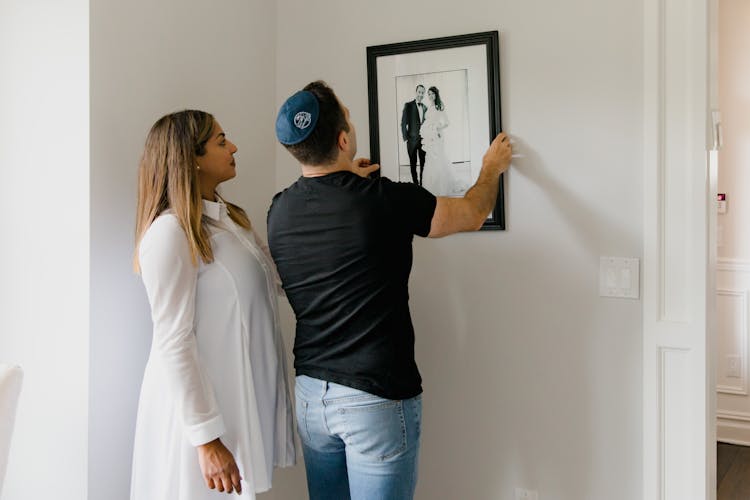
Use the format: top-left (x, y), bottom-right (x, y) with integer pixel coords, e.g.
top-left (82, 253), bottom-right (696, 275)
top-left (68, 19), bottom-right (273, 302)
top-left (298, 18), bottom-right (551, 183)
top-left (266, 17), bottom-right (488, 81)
top-left (267, 171), bottom-right (437, 400)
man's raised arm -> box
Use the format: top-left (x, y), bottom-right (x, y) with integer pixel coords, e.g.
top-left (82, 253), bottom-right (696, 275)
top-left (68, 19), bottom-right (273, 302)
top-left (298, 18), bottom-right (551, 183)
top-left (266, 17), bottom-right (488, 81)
top-left (428, 132), bottom-right (512, 238)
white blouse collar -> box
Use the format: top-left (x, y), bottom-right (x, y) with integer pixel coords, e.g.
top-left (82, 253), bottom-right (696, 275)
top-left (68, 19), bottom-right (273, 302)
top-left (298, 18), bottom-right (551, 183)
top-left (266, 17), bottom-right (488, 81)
top-left (202, 197), bottom-right (226, 221)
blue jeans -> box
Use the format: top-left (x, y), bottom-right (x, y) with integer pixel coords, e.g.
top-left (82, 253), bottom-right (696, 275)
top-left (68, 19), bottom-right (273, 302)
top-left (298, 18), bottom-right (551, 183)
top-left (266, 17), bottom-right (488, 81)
top-left (294, 375), bottom-right (422, 500)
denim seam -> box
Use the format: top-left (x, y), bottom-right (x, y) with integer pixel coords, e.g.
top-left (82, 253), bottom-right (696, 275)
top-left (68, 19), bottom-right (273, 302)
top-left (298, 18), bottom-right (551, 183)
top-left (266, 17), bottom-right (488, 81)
top-left (324, 394), bottom-right (382, 404)
top-left (299, 400), bottom-right (312, 444)
top-left (382, 401), bottom-right (407, 461)
top-left (414, 398), bottom-right (421, 438)
top-left (398, 403), bottom-right (407, 458)
top-left (335, 400), bottom-right (401, 412)
top-left (322, 405), bottom-right (334, 436)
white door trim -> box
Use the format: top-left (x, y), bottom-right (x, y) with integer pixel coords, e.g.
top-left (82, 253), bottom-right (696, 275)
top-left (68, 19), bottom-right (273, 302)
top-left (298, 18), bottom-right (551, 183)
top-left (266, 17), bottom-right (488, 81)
top-left (642, 0), bottom-right (717, 497)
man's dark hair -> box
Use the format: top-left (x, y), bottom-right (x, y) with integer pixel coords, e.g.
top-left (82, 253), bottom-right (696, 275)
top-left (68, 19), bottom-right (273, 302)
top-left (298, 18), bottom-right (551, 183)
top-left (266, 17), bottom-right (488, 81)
top-left (416, 84), bottom-right (425, 91)
top-left (284, 81), bottom-right (350, 166)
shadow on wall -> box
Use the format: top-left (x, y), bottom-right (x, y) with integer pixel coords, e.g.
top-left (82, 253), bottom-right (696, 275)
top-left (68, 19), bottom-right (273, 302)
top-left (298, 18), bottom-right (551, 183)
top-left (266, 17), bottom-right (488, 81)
top-left (408, 137), bottom-right (639, 499)
top-left (261, 137), bottom-right (640, 499)
top-left (411, 243), bottom-right (603, 499)
top-left (509, 135), bottom-right (637, 256)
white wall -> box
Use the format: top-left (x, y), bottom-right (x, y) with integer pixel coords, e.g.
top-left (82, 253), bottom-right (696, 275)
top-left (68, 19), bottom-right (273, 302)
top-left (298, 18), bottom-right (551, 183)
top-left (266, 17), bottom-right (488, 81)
top-left (0, 1), bottom-right (646, 498)
top-left (716, 0), bottom-right (750, 444)
top-left (0, 1), bottom-right (90, 499)
top-left (88, 1), bottom-right (286, 498)
top-left (275, 1), bottom-right (643, 499)
top-left (717, 0), bottom-right (750, 262)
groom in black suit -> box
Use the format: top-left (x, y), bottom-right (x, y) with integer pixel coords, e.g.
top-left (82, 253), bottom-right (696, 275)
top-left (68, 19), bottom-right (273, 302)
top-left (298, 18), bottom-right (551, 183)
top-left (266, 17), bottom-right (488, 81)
top-left (401, 84), bottom-right (427, 185)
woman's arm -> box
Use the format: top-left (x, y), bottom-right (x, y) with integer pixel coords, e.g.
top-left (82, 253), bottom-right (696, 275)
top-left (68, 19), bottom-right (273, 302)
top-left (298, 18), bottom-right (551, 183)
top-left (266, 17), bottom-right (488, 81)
top-left (139, 216), bottom-right (225, 444)
top-left (139, 216), bottom-right (242, 493)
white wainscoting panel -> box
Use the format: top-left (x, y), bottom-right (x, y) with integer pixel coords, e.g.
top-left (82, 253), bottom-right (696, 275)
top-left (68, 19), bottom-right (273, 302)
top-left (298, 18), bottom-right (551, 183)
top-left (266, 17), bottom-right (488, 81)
top-left (661, 348), bottom-right (693, 500)
top-left (716, 289), bottom-right (748, 394)
top-left (717, 259), bottom-right (750, 274)
top-left (717, 259), bottom-right (750, 444)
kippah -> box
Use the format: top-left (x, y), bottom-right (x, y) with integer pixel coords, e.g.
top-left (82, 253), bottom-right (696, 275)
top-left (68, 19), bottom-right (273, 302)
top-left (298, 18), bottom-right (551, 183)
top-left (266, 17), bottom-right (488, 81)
top-left (275, 90), bottom-right (320, 145)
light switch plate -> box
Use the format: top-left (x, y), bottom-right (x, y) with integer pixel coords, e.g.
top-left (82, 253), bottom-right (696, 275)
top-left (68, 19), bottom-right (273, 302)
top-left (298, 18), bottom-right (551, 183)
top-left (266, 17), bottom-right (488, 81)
top-left (600, 257), bottom-right (640, 299)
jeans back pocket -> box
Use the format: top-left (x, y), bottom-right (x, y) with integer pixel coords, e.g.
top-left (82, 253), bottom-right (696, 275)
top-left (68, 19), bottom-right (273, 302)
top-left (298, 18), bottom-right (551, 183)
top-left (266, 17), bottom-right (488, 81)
top-left (338, 399), bottom-right (407, 461)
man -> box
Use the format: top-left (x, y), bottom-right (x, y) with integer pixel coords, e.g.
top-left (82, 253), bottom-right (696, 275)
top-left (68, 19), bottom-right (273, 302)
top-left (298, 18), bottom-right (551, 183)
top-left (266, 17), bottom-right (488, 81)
top-left (401, 84), bottom-right (427, 185)
top-left (268, 81), bottom-right (511, 500)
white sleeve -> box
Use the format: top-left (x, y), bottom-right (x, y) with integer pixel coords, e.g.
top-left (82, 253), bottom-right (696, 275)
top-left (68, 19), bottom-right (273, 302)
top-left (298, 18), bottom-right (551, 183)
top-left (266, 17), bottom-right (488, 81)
top-left (139, 216), bottom-right (226, 446)
top-left (252, 228), bottom-right (285, 296)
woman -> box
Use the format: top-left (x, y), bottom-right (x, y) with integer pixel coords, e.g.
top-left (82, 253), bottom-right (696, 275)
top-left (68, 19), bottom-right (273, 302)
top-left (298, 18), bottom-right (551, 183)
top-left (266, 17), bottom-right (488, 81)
top-left (420, 86), bottom-right (455, 197)
top-left (131, 110), bottom-right (295, 499)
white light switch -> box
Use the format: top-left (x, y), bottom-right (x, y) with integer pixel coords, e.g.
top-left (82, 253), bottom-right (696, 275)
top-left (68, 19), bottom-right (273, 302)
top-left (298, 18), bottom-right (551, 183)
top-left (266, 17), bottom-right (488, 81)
top-left (606, 268), bottom-right (617, 288)
top-left (600, 257), bottom-right (640, 299)
top-left (621, 268), bottom-right (631, 289)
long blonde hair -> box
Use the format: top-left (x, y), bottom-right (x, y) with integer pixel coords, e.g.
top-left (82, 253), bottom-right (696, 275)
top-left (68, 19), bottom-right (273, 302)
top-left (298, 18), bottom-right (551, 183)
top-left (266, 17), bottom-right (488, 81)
top-left (134, 110), bottom-right (250, 272)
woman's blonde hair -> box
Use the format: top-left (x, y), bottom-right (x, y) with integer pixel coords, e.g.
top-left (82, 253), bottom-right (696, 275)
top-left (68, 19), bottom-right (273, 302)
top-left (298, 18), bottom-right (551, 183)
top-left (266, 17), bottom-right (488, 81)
top-left (134, 110), bottom-right (250, 272)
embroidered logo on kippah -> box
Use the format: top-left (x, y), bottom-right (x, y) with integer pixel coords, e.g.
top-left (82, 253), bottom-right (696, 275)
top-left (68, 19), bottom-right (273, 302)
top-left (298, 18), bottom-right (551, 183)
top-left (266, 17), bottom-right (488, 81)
top-left (294, 111), bottom-right (312, 130)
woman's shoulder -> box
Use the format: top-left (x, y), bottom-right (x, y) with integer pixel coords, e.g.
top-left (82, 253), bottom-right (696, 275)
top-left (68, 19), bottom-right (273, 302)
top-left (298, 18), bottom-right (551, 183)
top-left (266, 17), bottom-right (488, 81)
top-left (140, 213), bottom-right (188, 255)
top-left (144, 212), bottom-right (181, 235)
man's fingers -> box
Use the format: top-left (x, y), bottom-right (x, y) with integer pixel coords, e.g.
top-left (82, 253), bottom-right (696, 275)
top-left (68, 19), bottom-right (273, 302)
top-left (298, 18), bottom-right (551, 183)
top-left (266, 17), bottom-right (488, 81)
top-left (206, 477), bottom-right (216, 490)
top-left (354, 157), bottom-right (371, 168)
top-left (494, 133), bottom-right (512, 155)
top-left (489, 132), bottom-right (504, 143)
top-left (350, 162), bottom-right (381, 178)
top-left (492, 132), bottom-right (508, 145)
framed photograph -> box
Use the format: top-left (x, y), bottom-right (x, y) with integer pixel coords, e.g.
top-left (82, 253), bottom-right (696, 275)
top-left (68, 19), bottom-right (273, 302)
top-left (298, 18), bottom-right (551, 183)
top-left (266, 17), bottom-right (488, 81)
top-left (367, 31), bottom-right (504, 230)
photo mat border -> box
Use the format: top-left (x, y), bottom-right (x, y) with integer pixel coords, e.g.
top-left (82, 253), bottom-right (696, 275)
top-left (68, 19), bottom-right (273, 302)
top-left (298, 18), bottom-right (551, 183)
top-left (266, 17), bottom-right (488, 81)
top-left (366, 30), bottom-right (504, 230)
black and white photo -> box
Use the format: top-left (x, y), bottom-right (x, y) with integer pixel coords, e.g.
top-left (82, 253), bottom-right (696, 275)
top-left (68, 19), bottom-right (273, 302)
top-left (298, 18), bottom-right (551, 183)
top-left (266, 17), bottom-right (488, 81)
top-left (397, 71), bottom-right (472, 197)
top-left (367, 31), bottom-right (504, 229)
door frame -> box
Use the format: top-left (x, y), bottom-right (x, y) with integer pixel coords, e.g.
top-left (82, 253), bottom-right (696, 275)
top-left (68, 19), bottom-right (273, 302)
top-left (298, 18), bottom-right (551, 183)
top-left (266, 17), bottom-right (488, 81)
top-left (642, 0), bottom-right (719, 498)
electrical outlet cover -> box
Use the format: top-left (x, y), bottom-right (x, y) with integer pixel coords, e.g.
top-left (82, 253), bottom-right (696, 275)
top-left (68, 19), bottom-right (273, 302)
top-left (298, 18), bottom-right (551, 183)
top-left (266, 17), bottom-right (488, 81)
top-left (515, 488), bottom-right (539, 500)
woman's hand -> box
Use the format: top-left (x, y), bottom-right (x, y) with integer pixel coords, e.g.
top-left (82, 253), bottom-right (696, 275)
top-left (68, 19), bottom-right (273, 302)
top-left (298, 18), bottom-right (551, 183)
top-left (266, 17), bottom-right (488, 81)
top-left (197, 438), bottom-right (243, 495)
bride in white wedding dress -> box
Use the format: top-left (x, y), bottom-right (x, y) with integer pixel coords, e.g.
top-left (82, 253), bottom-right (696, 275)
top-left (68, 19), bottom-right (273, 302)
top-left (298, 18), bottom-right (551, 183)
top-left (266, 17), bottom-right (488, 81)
top-left (420, 86), bottom-right (455, 196)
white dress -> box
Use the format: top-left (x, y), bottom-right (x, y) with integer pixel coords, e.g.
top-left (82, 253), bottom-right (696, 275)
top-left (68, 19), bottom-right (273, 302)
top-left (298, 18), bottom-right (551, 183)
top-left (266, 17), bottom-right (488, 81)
top-left (420, 105), bottom-right (454, 197)
top-left (130, 199), bottom-right (296, 500)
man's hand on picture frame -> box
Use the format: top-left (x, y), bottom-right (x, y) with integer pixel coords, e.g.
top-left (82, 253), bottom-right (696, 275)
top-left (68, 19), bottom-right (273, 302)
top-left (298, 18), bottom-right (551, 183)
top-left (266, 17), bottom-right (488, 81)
top-left (351, 158), bottom-right (381, 178)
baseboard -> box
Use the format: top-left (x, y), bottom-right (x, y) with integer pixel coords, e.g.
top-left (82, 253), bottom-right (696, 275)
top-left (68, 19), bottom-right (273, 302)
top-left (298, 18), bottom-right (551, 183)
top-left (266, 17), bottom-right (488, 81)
top-left (718, 412), bottom-right (750, 445)
top-left (718, 437), bottom-right (750, 447)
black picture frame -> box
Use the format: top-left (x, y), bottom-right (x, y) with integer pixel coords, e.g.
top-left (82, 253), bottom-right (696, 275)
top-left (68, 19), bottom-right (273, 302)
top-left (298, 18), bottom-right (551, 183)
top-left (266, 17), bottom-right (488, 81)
top-left (366, 31), bottom-right (504, 230)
